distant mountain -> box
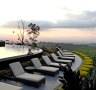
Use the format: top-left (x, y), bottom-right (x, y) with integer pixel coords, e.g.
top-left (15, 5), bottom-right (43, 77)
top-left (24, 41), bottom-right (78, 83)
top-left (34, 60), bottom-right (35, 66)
top-left (37, 41), bottom-right (90, 50)
top-left (88, 43), bottom-right (96, 47)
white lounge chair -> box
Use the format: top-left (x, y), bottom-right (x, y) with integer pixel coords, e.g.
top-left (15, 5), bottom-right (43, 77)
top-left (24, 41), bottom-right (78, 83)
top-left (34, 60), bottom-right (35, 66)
top-left (57, 51), bottom-right (75, 62)
top-left (57, 51), bottom-right (75, 57)
top-left (9, 62), bottom-right (45, 88)
top-left (0, 82), bottom-right (22, 90)
top-left (31, 58), bottom-right (59, 76)
top-left (59, 49), bottom-right (74, 55)
top-left (50, 53), bottom-right (72, 66)
top-left (42, 55), bottom-right (66, 70)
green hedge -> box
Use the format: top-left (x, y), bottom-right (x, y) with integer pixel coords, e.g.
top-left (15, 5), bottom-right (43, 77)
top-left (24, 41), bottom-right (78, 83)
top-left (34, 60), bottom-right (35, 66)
top-left (73, 51), bottom-right (93, 79)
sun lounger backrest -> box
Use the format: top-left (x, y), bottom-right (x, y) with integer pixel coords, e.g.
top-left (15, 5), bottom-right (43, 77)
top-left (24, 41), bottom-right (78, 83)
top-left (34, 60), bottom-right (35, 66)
top-left (31, 58), bottom-right (42, 69)
top-left (9, 62), bottom-right (25, 76)
top-left (42, 55), bottom-right (52, 65)
top-left (51, 53), bottom-right (58, 61)
top-left (57, 51), bottom-right (62, 57)
top-left (59, 49), bottom-right (64, 56)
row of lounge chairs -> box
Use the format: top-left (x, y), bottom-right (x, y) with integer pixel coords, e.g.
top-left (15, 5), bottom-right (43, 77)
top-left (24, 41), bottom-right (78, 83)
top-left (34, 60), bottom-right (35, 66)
top-left (42, 55), bottom-right (67, 69)
top-left (57, 51), bottom-right (75, 60)
top-left (51, 53), bottom-right (72, 65)
top-left (31, 58), bottom-right (59, 76)
top-left (6, 50), bottom-right (75, 88)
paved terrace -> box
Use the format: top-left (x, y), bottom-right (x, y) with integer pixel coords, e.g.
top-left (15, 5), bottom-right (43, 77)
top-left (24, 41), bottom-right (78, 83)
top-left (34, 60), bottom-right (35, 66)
top-left (0, 54), bottom-right (83, 90)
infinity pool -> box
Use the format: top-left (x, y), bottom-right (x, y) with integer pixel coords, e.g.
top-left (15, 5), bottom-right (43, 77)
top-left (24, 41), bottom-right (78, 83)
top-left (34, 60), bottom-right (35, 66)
top-left (0, 44), bottom-right (42, 59)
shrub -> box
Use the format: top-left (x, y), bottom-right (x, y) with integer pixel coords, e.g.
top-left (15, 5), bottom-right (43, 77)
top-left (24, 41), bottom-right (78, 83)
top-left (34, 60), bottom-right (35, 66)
top-left (80, 71), bottom-right (88, 78)
top-left (73, 51), bottom-right (93, 79)
top-left (58, 87), bottom-right (64, 90)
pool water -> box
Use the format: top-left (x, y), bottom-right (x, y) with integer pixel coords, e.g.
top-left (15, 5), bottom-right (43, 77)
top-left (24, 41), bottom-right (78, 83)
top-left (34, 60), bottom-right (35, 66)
top-left (0, 44), bottom-right (42, 59)
top-left (0, 44), bottom-right (29, 59)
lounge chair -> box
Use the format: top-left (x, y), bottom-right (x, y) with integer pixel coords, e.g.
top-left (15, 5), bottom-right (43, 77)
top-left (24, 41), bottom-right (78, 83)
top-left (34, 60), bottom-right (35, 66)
top-left (59, 49), bottom-right (74, 55)
top-left (9, 62), bottom-right (45, 88)
top-left (56, 51), bottom-right (75, 62)
top-left (50, 53), bottom-right (72, 66)
top-left (31, 58), bottom-right (59, 76)
top-left (0, 82), bottom-right (22, 90)
top-left (42, 55), bottom-right (67, 70)
top-left (57, 51), bottom-right (75, 57)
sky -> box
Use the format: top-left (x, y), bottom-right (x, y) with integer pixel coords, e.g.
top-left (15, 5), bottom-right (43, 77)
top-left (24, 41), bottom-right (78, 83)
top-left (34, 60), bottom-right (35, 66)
top-left (0, 0), bottom-right (96, 44)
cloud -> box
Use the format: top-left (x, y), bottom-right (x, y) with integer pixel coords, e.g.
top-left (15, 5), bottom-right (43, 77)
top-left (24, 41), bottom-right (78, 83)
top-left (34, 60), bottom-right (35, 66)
top-left (2, 11), bottom-right (96, 29)
top-left (1, 20), bottom-right (55, 29)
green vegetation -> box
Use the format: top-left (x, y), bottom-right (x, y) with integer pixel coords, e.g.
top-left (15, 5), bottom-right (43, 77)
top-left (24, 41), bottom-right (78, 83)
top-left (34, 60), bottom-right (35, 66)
top-left (27, 23), bottom-right (40, 48)
top-left (58, 87), bottom-right (64, 90)
top-left (41, 45), bottom-right (95, 78)
top-left (41, 46), bottom-right (56, 54)
top-left (73, 51), bottom-right (93, 79)
top-left (38, 42), bottom-right (96, 57)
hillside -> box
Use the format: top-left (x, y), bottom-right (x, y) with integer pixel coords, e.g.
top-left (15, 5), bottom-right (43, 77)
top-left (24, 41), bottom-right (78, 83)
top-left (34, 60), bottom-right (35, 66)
top-left (37, 42), bottom-right (96, 57)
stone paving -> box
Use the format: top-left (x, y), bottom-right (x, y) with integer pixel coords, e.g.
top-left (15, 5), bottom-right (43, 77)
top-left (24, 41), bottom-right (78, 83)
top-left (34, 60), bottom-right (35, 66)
top-left (71, 54), bottom-right (83, 71)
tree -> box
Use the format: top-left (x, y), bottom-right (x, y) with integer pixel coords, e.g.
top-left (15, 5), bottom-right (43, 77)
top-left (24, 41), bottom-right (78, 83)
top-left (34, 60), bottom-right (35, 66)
top-left (59, 66), bottom-right (82, 90)
top-left (27, 23), bottom-right (40, 48)
top-left (13, 20), bottom-right (25, 45)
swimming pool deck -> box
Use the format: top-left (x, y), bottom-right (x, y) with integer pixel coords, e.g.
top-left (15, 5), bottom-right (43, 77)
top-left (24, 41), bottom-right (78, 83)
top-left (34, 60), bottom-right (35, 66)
top-left (0, 54), bottom-right (83, 90)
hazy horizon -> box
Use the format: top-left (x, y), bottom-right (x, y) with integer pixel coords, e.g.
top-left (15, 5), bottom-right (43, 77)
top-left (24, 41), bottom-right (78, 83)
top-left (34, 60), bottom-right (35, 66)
top-left (0, 27), bottom-right (96, 44)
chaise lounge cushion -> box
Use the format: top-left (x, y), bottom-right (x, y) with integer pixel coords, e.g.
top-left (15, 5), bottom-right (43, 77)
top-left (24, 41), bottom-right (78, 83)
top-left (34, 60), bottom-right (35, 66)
top-left (9, 62), bottom-right (25, 76)
top-left (57, 51), bottom-right (75, 57)
top-left (49, 63), bottom-right (66, 67)
top-left (17, 72), bottom-right (45, 82)
top-left (31, 58), bottom-right (42, 69)
top-left (38, 66), bottom-right (59, 72)
top-left (42, 56), bottom-right (52, 65)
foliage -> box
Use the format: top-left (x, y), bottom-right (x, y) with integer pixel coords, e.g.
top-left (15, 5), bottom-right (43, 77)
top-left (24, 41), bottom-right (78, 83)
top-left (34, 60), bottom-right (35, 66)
top-left (73, 51), bottom-right (93, 79)
top-left (27, 23), bottom-right (40, 48)
top-left (21, 61), bottom-right (32, 67)
top-left (38, 42), bottom-right (96, 57)
top-left (92, 55), bottom-right (96, 66)
top-left (59, 64), bottom-right (94, 90)
top-left (58, 87), bottom-right (64, 90)
top-left (79, 71), bottom-right (88, 78)
top-left (41, 46), bottom-right (56, 54)
top-left (59, 66), bottom-right (82, 90)
top-left (0, 69), bottom-right (11, 79)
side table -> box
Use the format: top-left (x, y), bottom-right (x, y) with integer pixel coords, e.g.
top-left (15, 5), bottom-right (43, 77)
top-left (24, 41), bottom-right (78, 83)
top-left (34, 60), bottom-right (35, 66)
top-left (25, 66), bottom-right (36, 73)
